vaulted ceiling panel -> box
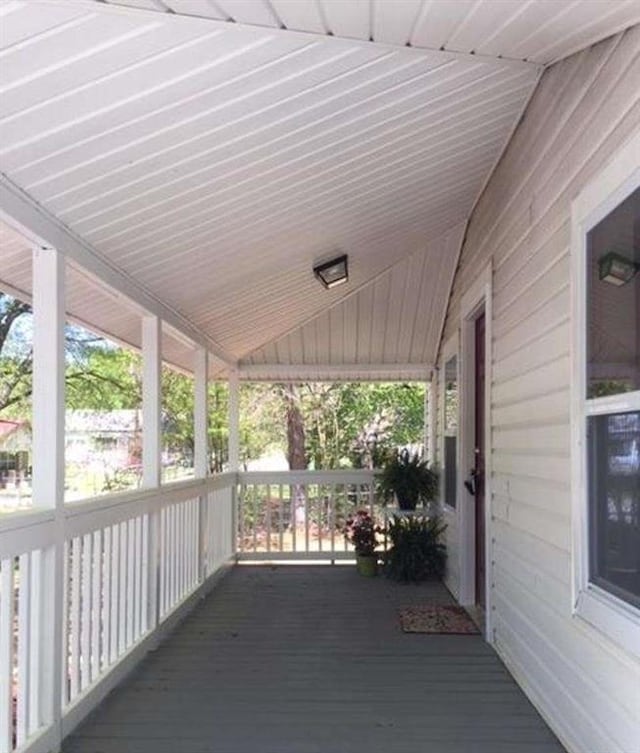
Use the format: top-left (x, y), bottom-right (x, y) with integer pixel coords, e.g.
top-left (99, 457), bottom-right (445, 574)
top-left (240, 223), bottom-right (466, 378)
top-left (0, 221), bottom-right (31, 300)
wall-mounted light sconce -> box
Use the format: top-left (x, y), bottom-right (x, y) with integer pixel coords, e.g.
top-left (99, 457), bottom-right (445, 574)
top-left (314, 254), bottom-right (348, 289)
top-left (598, 251), bottom-right (639, 286)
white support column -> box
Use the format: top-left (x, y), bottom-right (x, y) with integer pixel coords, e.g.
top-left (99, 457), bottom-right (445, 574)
top-left (142, 316), bottom-right (161, 631)
top-left (228, 369), bottom-right (239, 472)
top-left (142, 316), bottom-right (161, 488)
top-left (32, 247), bottom-right (65, 510)
top-left (194, 348), bottom-right (209, 478)
top-left (31, 246), bottom-right (65, 745)
top-left (194, 348), bottom-right (209, 581)
top-left (228, 370), bottom-right (240, 558)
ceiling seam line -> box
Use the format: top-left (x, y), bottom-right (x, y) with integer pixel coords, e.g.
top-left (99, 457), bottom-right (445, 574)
top-left (64, 0), bottom-right (543, 72)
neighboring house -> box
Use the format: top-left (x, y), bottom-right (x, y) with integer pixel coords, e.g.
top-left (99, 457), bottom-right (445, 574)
top-left (65, 409), bottom-right (142, 469)
top-left (0, 419), bottom-right (31, 481)
top-left (0, 412), bottom-right (143, 474)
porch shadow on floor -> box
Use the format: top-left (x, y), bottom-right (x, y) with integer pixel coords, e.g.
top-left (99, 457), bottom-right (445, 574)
top-left (63, 565), bottom-right (567, 753)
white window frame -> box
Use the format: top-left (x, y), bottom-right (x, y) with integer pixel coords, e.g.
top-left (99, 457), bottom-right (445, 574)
top-left (440, 333), bottom-right (459, 514)
top-left (570, 130), bottom-right (640, 659)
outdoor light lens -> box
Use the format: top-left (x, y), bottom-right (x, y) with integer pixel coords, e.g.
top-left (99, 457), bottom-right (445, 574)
top-left (324, 264), bottom-right (344, 283)
top-left (314, 255), bottom-right (348, 288)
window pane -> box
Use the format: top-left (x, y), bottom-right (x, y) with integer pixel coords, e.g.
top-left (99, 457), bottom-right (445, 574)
top-left (588, 411), bottom-right (640, 608)
top-left (0, 289), bottom-right (33, 512)
top-left (586, 187), bottom-right (640, 399)
top-left (445, 355), bottom-right (458, 431)
top-left (65, 324), bottom-right (143, 501)
top-left (444, 436), bottom-right (457, 509)
top-left (443, 355), bottom-right (458, 508)
top-left (161, 364), bottom-right (194, 483)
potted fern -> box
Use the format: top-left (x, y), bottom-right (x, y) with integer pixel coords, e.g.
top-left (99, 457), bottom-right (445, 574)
top-left (384, 514), bottom-right (447, 582)
top-left (378, 449), bottom-right (438, 511)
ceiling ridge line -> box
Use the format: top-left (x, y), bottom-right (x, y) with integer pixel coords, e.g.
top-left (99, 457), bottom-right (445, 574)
top-left (63, 0), bottom-right (542, 72)
top-left (0, 172), bottom-right (237, 367)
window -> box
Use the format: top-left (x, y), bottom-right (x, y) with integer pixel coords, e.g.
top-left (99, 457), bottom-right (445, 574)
top-left (588, 412), bottom-right (640, 609)
top-left (572, 137), bottom-right (640, 656)
top-left (441, 338), bottom-right (459, 510)
top-left (585, 187), bottom-right (640, 610)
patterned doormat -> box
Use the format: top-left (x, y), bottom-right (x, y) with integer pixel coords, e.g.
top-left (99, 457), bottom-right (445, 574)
top-left (399, 605), bottom-right (480, 634)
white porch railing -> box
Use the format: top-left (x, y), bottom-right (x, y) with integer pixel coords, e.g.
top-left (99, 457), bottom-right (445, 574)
top-left (0, 469), bottom-right (387, 753)
top-left (237, 470), bottom-right (383, 560)
top-left (0, 473), bottom-right (235, 753)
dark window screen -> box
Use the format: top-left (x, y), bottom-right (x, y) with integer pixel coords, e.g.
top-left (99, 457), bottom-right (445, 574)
top-left (586, 187), bottom-right (639, 398)
top-left (444, 435), bottom-right (457, 509)
top-left (588, 411), bottom-right (640, 609)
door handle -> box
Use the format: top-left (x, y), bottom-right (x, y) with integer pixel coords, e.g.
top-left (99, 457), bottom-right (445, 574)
top-left (464, 469), bottom-right (478, 496)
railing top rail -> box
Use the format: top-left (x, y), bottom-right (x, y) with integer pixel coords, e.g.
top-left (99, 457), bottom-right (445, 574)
top-left (1, 469), bottom-right (379, 545)
top-left (0, 507), bottom-right (55, 536)
top-left (0, 472), bottom-right (239, 547)
top-left (0, 508), bottom-right (57, 559)
top-left (238, 469), bottom-right (379, 485)
top-left (65, 472), bottom-right (237, 518)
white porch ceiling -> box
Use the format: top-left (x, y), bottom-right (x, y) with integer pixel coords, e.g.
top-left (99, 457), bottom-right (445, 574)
top-left (93, 0), bottom-right (640, 66)
top-left (0, 0), bottom-right (638, 378)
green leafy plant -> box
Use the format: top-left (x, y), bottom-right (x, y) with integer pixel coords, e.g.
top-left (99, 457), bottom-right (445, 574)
top-left (378, 449), bottom-right (438, 510)
top-left (343, 509), bottom-right (381, 556)
top-left (383, 515), bottom-right (447, 582)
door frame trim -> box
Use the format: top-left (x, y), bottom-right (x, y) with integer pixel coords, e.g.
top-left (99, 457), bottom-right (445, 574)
top-left (459, 261), bottom-right (493, 642)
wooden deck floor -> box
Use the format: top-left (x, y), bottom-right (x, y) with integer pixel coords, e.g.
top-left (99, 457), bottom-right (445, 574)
top-left (63, 566), bottom-right (566, 753)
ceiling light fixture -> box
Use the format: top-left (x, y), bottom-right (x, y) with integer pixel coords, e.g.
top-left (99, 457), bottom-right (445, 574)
top-left (314, 254), bottom-right (348, 289)
top-left (598, 251), bottom-right (639, 286)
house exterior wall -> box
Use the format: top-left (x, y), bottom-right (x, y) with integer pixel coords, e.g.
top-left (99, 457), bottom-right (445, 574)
top-left (437, 27), bottom-right (640, 753)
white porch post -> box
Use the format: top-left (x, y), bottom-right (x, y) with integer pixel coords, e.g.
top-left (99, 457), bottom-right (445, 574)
top-left (228, 370), bottom-right (239, 557)
top-left (228, 369), bottom-right (239, 472)
top-left (142, 316), bottom-right (161, 631)
top-left (142, 316), bottom-right (161, 488)
top-left (194, 348), bottom-right (209, 579)
top-left (194, 348), bottom-right (209, 478)
top-left (32, 249), bottom-right (65, 510)
top-left (31, 246), bottom-right (65, 744)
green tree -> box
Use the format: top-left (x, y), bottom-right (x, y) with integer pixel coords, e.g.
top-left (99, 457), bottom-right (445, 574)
top-left (66, 346), bottom-right (141, 410)
top-left (0, 293), bottom-right (32, 415)
top-left (236, 381), bottom-right (426, 471)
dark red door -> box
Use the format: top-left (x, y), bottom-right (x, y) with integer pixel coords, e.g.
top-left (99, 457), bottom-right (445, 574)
top-left (475, 313), bottom-right (486, 609)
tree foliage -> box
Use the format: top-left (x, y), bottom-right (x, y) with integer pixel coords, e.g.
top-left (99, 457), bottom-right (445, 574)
top-left (237, 381), bottom-right (426, 471)
top-left (0, 294), bottom-right (32, 414)
top-left (1, 293), bottom-right (426, 473)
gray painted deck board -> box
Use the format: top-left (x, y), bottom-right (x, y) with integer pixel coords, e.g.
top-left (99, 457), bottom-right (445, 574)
top-left (63, 566), bottom-right (566, 753)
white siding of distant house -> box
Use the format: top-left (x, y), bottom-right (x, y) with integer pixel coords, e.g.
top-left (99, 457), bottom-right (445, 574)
top-left (438, 27), bottom-right (640, 753)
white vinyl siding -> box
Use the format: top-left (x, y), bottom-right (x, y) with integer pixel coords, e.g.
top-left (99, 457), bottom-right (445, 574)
top-left (438, 27), bottom-right (640, 753)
